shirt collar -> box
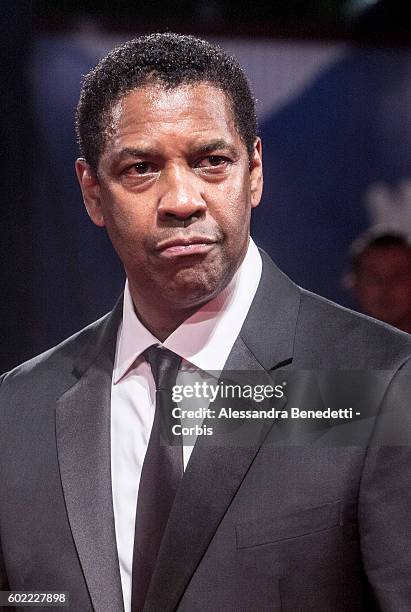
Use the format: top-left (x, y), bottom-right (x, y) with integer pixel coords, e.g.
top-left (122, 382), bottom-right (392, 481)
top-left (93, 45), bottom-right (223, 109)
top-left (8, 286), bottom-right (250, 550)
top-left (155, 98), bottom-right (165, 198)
top-left (113, 238), bottom-right (262, 383)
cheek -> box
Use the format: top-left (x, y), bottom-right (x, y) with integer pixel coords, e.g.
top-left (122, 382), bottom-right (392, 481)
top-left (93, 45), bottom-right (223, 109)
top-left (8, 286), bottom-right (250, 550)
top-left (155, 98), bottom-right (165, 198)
top-left (356, 286), bottom-right (379, 306)
top-left (392, 284), bottom-right (411, 307)
top-left (102, 201), bottom-right (151, 259)
top-left (212, 183), bottom-right (251, 235)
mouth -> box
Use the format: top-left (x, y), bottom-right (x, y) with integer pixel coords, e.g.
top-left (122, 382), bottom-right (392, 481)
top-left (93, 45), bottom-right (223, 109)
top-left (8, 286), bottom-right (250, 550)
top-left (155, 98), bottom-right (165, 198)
top-left (155, 236), bottom-right (217, 258)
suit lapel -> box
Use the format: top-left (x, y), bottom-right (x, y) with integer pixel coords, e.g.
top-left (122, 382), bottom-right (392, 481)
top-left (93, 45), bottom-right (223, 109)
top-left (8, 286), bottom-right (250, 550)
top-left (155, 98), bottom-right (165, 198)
top-left (238, 249), bottom-right (301, 371)
top-left (56, 299), bottom-right (124, 612)
top-left (144, 254), bottom-right (301, 611)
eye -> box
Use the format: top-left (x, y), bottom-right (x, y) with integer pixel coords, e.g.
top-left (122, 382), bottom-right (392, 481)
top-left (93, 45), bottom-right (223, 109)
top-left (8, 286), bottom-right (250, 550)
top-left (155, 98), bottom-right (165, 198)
top-left (121, 161), bottom-right (159, 178)
top-left (196, 156), bottom-right (230, 169)
top-left (128, 162), bottom-right (157, 175)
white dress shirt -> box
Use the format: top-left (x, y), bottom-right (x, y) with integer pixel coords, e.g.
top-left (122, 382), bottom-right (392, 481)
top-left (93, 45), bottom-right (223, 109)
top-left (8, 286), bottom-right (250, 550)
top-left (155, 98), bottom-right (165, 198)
top-left (111, 238), bottom-right (262, 612)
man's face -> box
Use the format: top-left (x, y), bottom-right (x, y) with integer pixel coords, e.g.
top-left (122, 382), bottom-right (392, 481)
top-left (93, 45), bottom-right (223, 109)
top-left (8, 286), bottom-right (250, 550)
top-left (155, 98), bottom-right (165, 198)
top-left (76, 83), bottom-right (262, 313)
top-left (354, 245), bottom-right (411, 328)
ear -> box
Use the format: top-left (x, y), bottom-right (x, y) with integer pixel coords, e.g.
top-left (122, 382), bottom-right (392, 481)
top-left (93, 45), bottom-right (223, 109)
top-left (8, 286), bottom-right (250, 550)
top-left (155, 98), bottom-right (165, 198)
top-left (75, 158), bottom-right (105, 227)
top-left (249, 137), bottom-right (263, 209)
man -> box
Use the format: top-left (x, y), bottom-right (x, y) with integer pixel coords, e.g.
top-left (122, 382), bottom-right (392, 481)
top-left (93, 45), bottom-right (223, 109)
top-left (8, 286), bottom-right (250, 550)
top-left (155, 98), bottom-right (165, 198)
top-left (1, 33), bottom-right (411, 612)
top-left (346, 228), bottom-right (411, 333)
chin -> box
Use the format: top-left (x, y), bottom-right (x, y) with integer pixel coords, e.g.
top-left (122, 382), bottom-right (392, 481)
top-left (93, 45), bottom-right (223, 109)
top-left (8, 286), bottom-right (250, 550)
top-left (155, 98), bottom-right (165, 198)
top-left (168, 285), bottom-right (220, 310)
top-left (163, 274), bottom-right (226, 310)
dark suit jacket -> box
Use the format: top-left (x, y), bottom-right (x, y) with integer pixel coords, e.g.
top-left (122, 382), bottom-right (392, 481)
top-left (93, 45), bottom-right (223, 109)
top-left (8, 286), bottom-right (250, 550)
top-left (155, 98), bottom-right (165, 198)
top-left (1, 251), bottom-right (411, 611)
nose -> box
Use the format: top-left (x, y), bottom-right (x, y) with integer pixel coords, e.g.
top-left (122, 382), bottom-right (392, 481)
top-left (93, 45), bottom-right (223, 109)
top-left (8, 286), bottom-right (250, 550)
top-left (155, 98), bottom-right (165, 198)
top-left (157, 164), bottom-right (207, 224)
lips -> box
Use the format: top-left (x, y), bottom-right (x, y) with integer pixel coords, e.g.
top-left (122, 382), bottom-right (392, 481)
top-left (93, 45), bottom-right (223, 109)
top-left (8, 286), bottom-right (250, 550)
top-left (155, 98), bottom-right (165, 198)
top-left (155, 236), bottom-right (217, 258)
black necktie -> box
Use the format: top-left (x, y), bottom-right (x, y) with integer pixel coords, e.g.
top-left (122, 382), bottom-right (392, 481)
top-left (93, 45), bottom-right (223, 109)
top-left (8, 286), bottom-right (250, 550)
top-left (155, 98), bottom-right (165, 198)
top-left (131, 345), bottom-right (183, 612)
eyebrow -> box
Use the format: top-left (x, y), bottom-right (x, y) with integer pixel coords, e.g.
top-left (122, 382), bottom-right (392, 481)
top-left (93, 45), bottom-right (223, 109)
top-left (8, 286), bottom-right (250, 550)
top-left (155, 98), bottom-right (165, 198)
top-left (190, 139), bottom-right (239, 157)
top-left (113, 147), bottom-right (158, 162)
top-left (113, 139), bottom-right (239, 163)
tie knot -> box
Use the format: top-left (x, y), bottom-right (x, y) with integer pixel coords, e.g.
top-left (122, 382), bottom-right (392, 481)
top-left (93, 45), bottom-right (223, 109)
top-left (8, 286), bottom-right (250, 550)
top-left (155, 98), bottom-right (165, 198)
top-left (144, 345), bottom-right (182, 390)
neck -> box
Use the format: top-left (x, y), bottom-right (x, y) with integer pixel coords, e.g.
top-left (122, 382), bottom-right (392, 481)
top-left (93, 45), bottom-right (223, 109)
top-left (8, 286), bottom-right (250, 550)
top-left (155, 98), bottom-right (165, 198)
top-left (128, 287), bottom-right (204, 342)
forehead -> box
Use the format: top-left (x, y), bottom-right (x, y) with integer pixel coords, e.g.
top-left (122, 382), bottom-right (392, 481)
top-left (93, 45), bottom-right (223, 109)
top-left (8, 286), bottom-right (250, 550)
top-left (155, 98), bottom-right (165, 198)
top-left (360, 245), bottom-right (411, 271)
top-left (104, 82), bottom-right (241, 152)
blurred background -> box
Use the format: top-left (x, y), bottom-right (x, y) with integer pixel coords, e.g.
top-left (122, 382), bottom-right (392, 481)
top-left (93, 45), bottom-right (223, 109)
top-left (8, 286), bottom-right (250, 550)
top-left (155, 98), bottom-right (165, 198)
top-left (2, 0), bottom-right (411, 371)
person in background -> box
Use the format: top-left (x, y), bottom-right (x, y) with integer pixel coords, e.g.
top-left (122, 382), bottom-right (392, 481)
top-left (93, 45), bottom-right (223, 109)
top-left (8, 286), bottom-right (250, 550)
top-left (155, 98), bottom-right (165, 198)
top-left (346, 228), bottom-right (411, 333)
